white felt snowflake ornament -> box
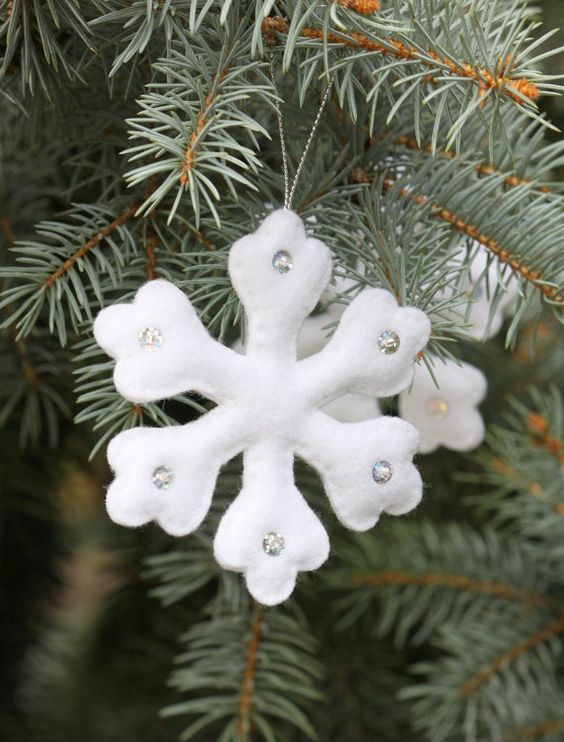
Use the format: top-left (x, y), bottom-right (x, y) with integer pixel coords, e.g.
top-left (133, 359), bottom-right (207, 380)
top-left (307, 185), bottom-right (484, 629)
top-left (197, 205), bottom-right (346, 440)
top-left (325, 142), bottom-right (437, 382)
top-left (94, 210), bottom-right (431, 605)
top-left (399, 359), bottom-right (487, 453)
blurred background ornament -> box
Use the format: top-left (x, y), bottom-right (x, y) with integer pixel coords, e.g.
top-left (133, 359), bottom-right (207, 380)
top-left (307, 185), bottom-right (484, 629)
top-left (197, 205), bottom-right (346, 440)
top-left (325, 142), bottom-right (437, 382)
top-left (399, 358), bottom-right (487, 454)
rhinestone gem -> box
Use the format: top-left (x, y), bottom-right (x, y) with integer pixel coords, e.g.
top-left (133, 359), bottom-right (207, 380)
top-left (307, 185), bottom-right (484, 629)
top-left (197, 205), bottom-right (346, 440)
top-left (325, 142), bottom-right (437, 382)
top-left (427, 398), bottom-right (449, 418)
top-left (152, 465), bottom-right (174, 490)
top-left (139, 326), bottom-right (163, 351)
top-left (272, 250), bottom-right (293, 274)
top-left (263, 532), bottom-right (285, 556)
top-left (372, 460), bottom-right (393, 484)
top-left (377, 330), bottom-right (400, 354)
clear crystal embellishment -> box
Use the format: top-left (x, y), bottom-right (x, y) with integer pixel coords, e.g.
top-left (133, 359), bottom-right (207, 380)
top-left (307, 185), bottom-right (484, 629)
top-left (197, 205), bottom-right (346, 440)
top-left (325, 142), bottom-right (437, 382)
top-left (139, 326), bottom-right (163, 351)
top-left (372, 460), bottom-right (393, 484)
top-left (263, 532), bottom-right (285, 556)
top-left (272, 250), bottom-right (293, 274)
top-left (377, 330), bottom-right (400, 354)
top-left (427, 398), bottom-right (449, 418)
top-left (152, 465), bottom-right (174, 490)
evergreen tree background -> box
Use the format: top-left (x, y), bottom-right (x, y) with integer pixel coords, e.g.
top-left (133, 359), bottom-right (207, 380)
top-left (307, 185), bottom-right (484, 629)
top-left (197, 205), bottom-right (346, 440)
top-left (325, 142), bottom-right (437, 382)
top-left (1, 1), bottom-right (563, 740)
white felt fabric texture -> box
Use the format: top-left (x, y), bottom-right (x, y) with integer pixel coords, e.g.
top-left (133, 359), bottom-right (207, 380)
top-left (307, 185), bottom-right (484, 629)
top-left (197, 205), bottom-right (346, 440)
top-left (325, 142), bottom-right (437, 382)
top-left (106, 407), bottom-right (244, 536)
top-left (214, 444), bottom-right (329, 606)
top-left (229, 209), bottom-right (332, 357)
top-left (235, 312), bottom-right (381, 423)
top-left (300, 289), bottom-right (431, 403)
top-left (94, 209), bottom-right (430, 605)
top-left (399, 359), bottom-right (487, 453)
top-left (93, 279), bottom-right (241, 404)
top-left (297, 413), bottom-right (422, 530)
top-left (297, 311), bottom-right (381, 421)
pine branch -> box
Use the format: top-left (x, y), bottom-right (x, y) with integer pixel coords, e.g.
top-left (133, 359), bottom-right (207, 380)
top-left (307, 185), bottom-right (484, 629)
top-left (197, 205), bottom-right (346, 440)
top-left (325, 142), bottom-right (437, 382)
top-left (0, 0), bottom-right (94, 99)
top-left (402, 607), bottom-right (564, 740)
top-left (145, 534), bottom-right (220, 607)
top-left (0, 201), bottom-right (139, 345)
top-left (299, 99), bottom-right (564, 338)
top-left (388, 179), bottom-right (559, 303)
top-left (43, 204), bottom-right (137, 290)
top-left (527, 411), bottom-right (564, 463)
top-left (2, 3), bottom-right (564, 741)
top-left (468, 387), bottom-right (564, 562)
top-left (146, 243), bottom-right (159, 284)
top-left (352, 570), bottom-right (552, 608)
top-left (299, 178), bottom-right (470, 345)
top-left (0, 324), bottom-right (72, 447)
top-left (350, 166), bottom-right (563, 309)
top-left (392, 388), bottom-right (564, 739)
top-left (392, 135), bottom-right (554, 194)
top-left (263, 0), bottom-right (564, 145)
top-left (330, 85), bottom-right (564, 191)
top-left (235, 601), bottom-right (262, 739)
top-left (328, 521), bottom-right (554, 644)
top-left (263, 17), bottom-right (541, 104)
top-left (163, 603), bottom-right (324, 741)
top-left (459, 613), bottom-right (564, 698)
top-left (11, 331), bottom-right (37, 388)
top-left (506, 717), bottom-right (564, 741)
top-left (123, 16), bottom-right (275, 225)
top-left (336, 0), bottom-right (381, 14)
top-left (90, 0), bottom-right (195, 77)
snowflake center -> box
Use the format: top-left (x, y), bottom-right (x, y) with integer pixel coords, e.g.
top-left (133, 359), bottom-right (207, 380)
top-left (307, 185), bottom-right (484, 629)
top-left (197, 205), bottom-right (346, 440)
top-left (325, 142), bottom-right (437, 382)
top-left (236, 362), bottom-right (310, 434)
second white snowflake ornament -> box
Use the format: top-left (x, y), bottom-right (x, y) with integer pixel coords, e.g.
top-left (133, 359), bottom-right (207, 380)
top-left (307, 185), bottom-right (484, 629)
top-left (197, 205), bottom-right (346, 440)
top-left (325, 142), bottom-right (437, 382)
top-left (94, 210), bottom-right (431, 605)
top-left (399, 359), bottom-right (487, 453)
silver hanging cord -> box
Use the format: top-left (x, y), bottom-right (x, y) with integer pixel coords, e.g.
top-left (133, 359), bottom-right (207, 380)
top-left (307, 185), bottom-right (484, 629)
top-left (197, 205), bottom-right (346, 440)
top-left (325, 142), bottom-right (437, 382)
top-left (269, 59), bottom-right (290, 209)
top-left (269, 59), bottom-right (336, 211)
top-left (287, 70), bottom-right (336, 210)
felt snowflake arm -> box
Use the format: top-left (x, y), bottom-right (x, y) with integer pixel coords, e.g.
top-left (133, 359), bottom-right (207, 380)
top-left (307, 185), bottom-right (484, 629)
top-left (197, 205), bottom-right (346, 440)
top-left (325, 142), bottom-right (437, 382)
top-left (93, 279), bottom-right (244, 404)
top-left (228, 209), bottom-right (332, 359)
top-left (213, 442), bottom-right (329, 606)
top-left (299, 314), bottom-right (381, 422)
top-left (105, 407), bottom-right (243, 536)
top-left (299, 289), bottom-right (431, 405)
top-left (296, 412), bottom-right (423, 531)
